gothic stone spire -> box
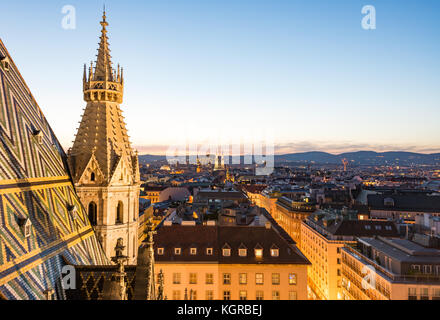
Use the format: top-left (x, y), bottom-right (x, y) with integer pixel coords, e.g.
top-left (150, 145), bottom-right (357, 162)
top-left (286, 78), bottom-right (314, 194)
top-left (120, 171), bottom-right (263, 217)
top-left (70, 11), bottom-right (139, 185)
top-left (82, 9), bottom-right (123, 104)
top-left (94, 9), bottom-right (113, 82)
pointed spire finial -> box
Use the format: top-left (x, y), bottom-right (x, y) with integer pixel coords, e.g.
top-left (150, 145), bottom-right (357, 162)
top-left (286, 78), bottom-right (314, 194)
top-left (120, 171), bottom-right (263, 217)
top-left (83, 64), bottom-right (87, 81)
top-left (103, 4), bottom-right (107, 22)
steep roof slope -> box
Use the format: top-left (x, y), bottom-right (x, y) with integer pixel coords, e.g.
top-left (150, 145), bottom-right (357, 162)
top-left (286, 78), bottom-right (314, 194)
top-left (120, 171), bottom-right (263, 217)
top-left (0, 39), bottom-right (108, 300)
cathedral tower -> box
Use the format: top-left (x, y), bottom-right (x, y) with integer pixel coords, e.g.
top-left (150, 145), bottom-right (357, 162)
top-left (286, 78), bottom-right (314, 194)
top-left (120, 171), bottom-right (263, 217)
top-left (68, 10), bottom-right (140, 264)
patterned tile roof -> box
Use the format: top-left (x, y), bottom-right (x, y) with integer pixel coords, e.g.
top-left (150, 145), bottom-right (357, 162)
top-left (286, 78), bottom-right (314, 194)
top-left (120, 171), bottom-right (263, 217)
top-left (0, 38), bottom-right (108, 300)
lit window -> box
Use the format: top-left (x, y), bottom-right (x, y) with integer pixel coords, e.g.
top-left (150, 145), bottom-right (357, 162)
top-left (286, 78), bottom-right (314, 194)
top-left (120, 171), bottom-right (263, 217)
top-left (289, 273), bottom-right (297, 285)
top-left (206, 273), bottom-right (214, 284)
top-left (271, 249), bottom-right (279, 257)
top-left (272, 291), bottom-right (280, 300)
top-left (432, 288), bottom-right (440, 300)
top-left (408, 287), bottom-right (417, 300)
top-left (272, 273), bottom-right (280, 285)
top-left (239, 273), bottom-right (247, 285)
top-left (206, 290), bottom-right (214, 300)
top-left (157, 248), bottom-right (164, 255)
top-left (239, 248), bottom-right (247, 257)
top-left (190, 248), bottom-right (197, 255)
top-left (239, 291), bottom-right (247, 300)
top-left (223, 273), bottom-right (231, 285)
top-left (256, 291), bottom-right (264, 300)
top-left (206, 248), bottom-right (213, 255)
top-left (172, 290), bottom-right (181, 300)
top-left (255, 249), bottom-right (263, 258)
top-left (289, 291), bottom-right (297, 300)
top-left (223, 248), bottom-right (231, 257)
top-left (174, 248), bottom-right (181, 255)
top-left (256, 273), bottom-right (264, 285)
top-left (420, 288), bottom-right (429, 300)
top-left (173, 273), bottom-right (181, 284)
top-left (189, 273), bottom-right (197, 284)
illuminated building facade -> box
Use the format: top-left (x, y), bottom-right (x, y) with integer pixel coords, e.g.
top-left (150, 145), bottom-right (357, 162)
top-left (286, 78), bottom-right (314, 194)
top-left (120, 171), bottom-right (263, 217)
top-left (341, 237), bottom-right (440, 300)
top-left (300, 209), bottom-right (399, 300)
top-left (154, 224), bottom-right (310, 300)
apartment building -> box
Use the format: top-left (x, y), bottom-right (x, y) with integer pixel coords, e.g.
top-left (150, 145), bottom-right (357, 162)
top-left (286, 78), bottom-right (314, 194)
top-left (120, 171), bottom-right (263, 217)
top-left (341, 237), bottom-right (440, 300)
top-left (300, 208), bottom-right (399, 300)
top-left (273, 196), bottom-right (316, 246)
top-left (154, 224), bottom-right (310, 300)
top-left (142, 186), bottom-right (167, 204)
top-left (368, 194), bottom-right (440, 220)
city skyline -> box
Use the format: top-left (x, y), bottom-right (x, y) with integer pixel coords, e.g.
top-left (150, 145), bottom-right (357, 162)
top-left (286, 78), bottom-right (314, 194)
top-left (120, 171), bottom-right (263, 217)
top-left (1, 1), bottom-right (440, 303)
top-left (1, 0), bottom-right (439, 155)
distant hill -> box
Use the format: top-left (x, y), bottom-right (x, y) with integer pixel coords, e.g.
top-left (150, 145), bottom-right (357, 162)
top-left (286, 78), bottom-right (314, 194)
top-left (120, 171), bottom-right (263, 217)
top-left (276, 151), bottom-right (440, 165)
top-left (138, 154), bottom-right (167, 164)
top-left (139, 151), bottom-right (440, 166)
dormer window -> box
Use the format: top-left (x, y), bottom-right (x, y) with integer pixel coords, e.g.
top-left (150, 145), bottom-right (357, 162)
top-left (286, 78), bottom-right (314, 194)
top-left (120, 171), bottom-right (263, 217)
top-left (18, 218), bottom-right (32, 238)
top-left (190, 248), bottom-right (197, 255)
top-left (68, 204), bottom-right (78, 220)
top-left (32, 130), bottom-right (43, 145)
top-left (157, 248), bottom-right (164, 255)
top-left (222, 248), bottom-right (231, 257)
top-left (24, 219), bottom-right (32, 238)
top-left (239, 248), bottom-right (247, 257)
top-left (255, 249), bottom-right (263, 259)
top-left (174, 248), bottom-right (181, 255)
top-left (271, 249), bottom-right (279, 257)
top-left (1, 56), bottom-right (10, 71)
top-left (206, 248), bottom-right (213, 255)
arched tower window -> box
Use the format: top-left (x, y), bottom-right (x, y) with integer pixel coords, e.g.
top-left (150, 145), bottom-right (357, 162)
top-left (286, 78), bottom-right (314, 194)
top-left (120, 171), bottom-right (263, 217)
top-left (91, 172), bottom-right (95, 182)
top-left (88, 202), bottom-right (97, 226)
top-left (116, 201), bottom-right (123, 224)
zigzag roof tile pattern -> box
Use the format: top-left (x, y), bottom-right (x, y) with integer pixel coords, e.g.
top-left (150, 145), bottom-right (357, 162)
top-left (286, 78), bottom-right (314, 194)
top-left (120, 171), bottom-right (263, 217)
top-left (0, 39), bottom-right (109, 300)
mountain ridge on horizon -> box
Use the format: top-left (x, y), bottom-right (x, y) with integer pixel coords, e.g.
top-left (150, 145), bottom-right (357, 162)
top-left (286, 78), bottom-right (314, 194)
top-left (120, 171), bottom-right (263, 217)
top-left (138, 151), bottom-right (440, 165)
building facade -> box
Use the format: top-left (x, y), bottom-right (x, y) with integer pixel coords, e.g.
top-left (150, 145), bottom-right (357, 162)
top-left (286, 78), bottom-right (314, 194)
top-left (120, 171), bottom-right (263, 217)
top-left (368, 194), bottom-right (440, 220)
top-left (154, 224), bottom-right (310, 300)
top-left (341, 237), bottom-right (440, 300)
top-left (300, 209), bottom-right (399, 300)
top-left (273, 196), bottom-right (316, 246)
top-left (68, 11), bottom-right (140, 264)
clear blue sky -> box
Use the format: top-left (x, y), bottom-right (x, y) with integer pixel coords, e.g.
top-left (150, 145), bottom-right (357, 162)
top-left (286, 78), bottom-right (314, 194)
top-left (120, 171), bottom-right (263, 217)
top-left (1, 0), bottom-right (439, 154)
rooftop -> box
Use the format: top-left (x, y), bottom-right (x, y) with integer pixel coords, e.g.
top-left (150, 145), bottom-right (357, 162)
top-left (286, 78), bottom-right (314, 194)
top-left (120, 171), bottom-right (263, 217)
top-left (153, 225), bottom-right (310, 265)
top-left (358, 237), bottom-right (440, 263)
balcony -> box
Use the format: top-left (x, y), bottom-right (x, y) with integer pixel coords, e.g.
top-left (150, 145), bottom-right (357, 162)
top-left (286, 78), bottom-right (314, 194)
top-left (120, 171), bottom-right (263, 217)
top-left (343, 246), bottom-right (440, 285)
